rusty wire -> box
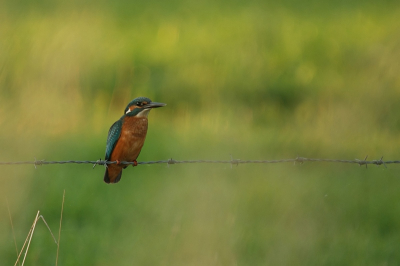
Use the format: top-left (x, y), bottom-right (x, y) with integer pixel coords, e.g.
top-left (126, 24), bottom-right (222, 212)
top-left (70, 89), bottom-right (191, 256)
top-left (0, 155), bottom-right (398, 169)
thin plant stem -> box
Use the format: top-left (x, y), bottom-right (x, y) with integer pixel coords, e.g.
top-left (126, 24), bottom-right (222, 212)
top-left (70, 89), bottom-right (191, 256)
top-left (21, 211), bottom-right (40, 266)
top-left (56, 190), bottom-right (65, 266)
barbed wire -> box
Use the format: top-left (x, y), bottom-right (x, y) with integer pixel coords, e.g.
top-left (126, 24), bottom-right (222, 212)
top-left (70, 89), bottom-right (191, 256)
top-left (0, 155), bottom-right (398, 169)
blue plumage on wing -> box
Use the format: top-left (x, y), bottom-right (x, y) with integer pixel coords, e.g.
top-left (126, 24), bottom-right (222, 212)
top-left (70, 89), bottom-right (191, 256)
top-left (105, 119), bottom-right (122, 160)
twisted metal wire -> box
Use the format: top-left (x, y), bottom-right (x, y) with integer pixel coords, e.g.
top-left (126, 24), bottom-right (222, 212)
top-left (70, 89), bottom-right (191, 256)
top-left (0, 156), bottom-right (398, 169)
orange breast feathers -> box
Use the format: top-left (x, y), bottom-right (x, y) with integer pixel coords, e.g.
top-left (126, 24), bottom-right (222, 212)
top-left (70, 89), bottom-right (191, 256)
top-left (110, 116), bottom-right (149, 162)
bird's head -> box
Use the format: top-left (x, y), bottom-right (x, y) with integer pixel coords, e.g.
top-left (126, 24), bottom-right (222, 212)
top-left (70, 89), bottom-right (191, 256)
top-left (124, 97), bottom-right (166, 117)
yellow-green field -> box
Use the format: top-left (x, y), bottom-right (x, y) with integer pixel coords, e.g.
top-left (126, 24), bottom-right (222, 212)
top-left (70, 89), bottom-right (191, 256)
top-left (1, 0), bottom-right (400, 265)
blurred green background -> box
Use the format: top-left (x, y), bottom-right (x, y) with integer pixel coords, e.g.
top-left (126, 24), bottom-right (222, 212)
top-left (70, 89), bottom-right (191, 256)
top-left (1, 0), bottom-right (400, 265)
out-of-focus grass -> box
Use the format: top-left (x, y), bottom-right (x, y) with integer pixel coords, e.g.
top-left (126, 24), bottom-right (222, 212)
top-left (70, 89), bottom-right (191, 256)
top-left (1, 0), bottom-right (400, 265)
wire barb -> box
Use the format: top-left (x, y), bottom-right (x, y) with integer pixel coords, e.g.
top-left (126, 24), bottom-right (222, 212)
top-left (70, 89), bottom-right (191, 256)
top-left (355, 155), bottom-right (369, 168)
top-left (92, 159), bottom-right (107, 169)
top-left (167, 158), bottom-right (177, 165)
top-left (230, 155), bottom-right (240, 168)
top-left (374, 156), bottom-right (387, 168)
top-left (295, 156), bottom-right (305, 165)
top-left (34, 158), bottom-right (45, 169)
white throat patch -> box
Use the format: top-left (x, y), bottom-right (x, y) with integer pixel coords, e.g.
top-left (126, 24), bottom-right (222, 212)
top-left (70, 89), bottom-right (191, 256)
top-left (136, 108), bottom-right (151, 117)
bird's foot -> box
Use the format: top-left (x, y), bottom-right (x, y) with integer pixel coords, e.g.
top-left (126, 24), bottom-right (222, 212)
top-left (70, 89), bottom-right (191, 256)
top-left (116, 160), bottom-right (121, 165)
top-left (132, 160), bottom-right (138, 167)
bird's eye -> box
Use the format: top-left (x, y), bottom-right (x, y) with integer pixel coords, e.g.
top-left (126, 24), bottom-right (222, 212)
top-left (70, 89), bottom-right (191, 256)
top-left (136, 102), bottom-right (141, 106)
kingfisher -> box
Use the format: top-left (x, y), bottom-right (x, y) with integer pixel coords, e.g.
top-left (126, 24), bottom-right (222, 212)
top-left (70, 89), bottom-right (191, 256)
top-left (104, 97), bottom-right (166, 183)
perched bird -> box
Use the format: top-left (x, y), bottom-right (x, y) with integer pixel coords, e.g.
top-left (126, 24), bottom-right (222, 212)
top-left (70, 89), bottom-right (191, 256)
top-left (104, 97), bottom-right (166, 183)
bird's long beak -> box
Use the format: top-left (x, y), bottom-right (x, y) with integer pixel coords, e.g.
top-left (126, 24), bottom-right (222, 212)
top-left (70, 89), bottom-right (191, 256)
top-left (143, 102), bottom-right (167, 109)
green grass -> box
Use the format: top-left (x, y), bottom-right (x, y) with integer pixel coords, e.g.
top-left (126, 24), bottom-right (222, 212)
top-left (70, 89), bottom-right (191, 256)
top-left (1, 0), bottom-right (400, 265)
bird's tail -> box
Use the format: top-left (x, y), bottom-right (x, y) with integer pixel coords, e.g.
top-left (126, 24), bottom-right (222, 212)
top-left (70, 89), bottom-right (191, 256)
top-left (104, 165), bottom-right (123, 184)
